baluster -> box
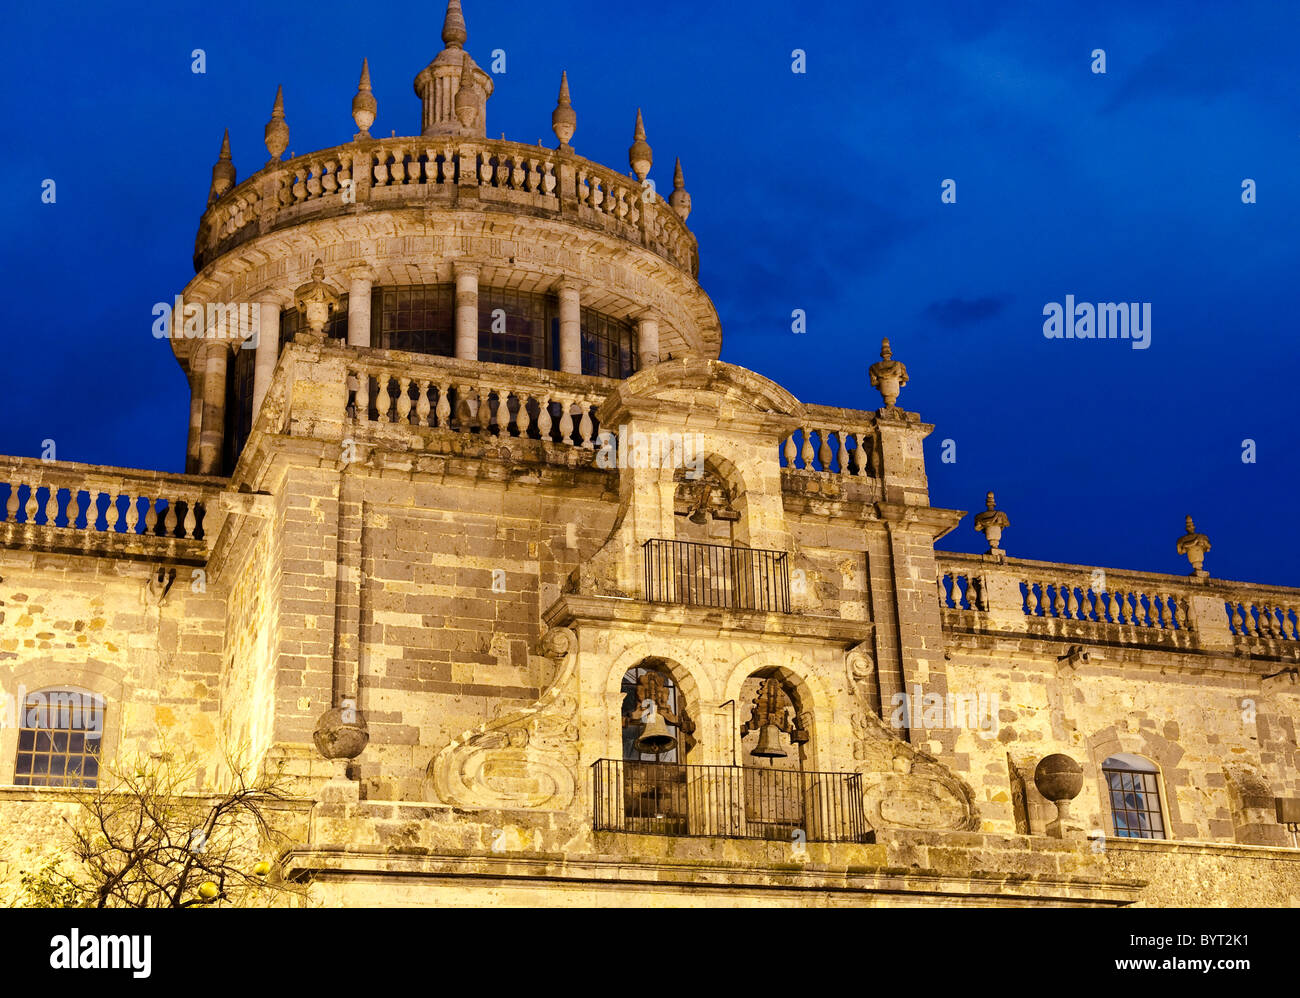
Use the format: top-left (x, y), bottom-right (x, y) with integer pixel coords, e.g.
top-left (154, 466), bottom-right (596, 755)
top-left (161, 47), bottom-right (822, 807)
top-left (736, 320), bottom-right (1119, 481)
top-left (124, 495), bottom-right (140, 534)
top-left (183, 499), bottom-right (198, 539)
top-left (513, 393), bottom-right (530, 438)
top-left (66, 489), bottom-right (82, 530)
top-left (1116, 591), bottom-right (1130, 624)
top-left (373, 152), bottom-right (389, 186)
top-left (971, 575), bottom-right (987, 611)
top-left (817, 429), bottom-right (832, 470)
top-left (783, 435), bottom-right (796, 467)
top-left (536, 394), bottom-right (553, 441)
top-left (558, 399), bottom-right (575, 445)
top-left (143, 497), bottom-right (158, 535)
top-left (799, 428), bottom-right (814, 469)
top-left (1258, 604), bottom-right (1275, 638)
top-left (578, 403), bottom-right (594, 449)
top-left (321, 159), bottom-right (338, 195)
top-left (162, 500), bottom-right (178, 537)
top-left (306, 161), bottom-right (323, 198)
top-left (1167, 595), bottom-right (1182, 630)
top-left (4, 480), bottom-right (19, 521)
top-left (44, 485), bottom-right (59, 525)
top-left (396, 376), bottom-right (412, 424)
top-left (511, 155), bottom-right (525, 189)
top-left (24, 482), bottom-right (39, 522)
top-left (1052, 583), bottom-right (1066, 618)
top-left (937, 574), bottom-right (948, 608)
top-left (590, 179), bottom-right (604, 211)
top-left (391, 147), bottom-right (407, 185)
top-left (1021, 581), bottom-right (1036, 616)
top-left (836, 432), bottom-right (849, 474)
top-left (355, 371), bottom-right (370, 420)
top-left (104, 492), bottom-right (120, 532)
top-left (435, 382), bottom-right (451, 428)
top-left (1153, 594), bottom-right (1167, 629)
top-left (291, 166), bottom-right (307, 201)
top-left (615, 188), bottom-right (630, 220)
top-left (415, 379), bottom-right (432, 427)
top-left (542, 159), bottom-right (556, 196)
top-left (377, 375), bottom-right (393, 423)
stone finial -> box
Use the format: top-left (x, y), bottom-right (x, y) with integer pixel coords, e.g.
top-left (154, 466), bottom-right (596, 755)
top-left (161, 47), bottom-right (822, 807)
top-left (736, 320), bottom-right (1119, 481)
top-left (1033, 754), bottom-right (1084, 839)
top-left (292, 260), bottom-right (341, 344)
top-left (442, 0), bottom-right (468, 48)
top-left (313, 703), bottom-right (369, 761)
top-left (669, 158), bottom-right (692, 221)
top-left (1176, 515), bottom-right (1212, 578)
top-left (208, 129), bottom-right (236, 204)
top-left (868, 338), bottom-right (909, 409)
top-left (264, 85), bottom-right (289, 163)
top-left (552, 71), bottom-right (576, 150)
top-left (973, 491), bottom-right (1010, 556)
top-left (352, 58), bottom-right (377, 139)
top-left (628, 108), bottom-right (653, 181)
top-left (454, 55), bottom-right (478, 129)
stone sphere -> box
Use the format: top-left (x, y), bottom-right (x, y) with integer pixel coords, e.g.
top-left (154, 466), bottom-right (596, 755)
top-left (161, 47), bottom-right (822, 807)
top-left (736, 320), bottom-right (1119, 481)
top-left (1033, 753), bottom-right (1083, 803)
top-left (313, 705), bottom-right (369, 760)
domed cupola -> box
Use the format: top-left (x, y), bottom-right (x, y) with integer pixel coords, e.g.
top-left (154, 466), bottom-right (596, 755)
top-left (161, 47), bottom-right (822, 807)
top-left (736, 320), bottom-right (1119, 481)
top-left (413, 0), bottom-right (494, 137)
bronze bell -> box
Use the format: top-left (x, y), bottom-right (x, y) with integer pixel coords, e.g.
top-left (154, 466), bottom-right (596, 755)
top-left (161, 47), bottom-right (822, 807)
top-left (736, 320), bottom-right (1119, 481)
top-left (634, 712), bottom-right (676, 755)
top-left (688, 507), bottom-right (708, 525)
top-left (751, 722), bottom-right (788, 759)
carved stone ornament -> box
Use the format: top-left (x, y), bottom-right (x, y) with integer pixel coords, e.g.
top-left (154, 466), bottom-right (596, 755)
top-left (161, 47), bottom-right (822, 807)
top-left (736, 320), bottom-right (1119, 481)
top-left (429, 626), bottom-right (580, 810)
top-left (868, 338), bottom-right (909, 410)
top-left (844, 644), bottom-right (980, 832)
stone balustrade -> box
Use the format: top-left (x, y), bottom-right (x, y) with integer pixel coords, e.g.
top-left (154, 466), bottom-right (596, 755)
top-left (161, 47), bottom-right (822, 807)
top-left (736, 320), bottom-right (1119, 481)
top-left (937, 552), bottom-right (1300, 658)
top-left (196, 137), bottom-right (698, 277)
top-left (780, 406), bottom-right (877, 476)
top-left (344, 351), bottom-right (614, 451)
top-left (0, 457), bottom-right (223, 563)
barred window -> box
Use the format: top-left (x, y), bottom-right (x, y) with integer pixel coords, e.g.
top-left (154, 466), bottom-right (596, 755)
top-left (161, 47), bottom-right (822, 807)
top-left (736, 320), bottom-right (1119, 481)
top-left (372, 285), bottom-right (453, 355)
top-left (14, 689), bottom-right (105, 789)
top-left (478, 287), bottom-right (553, 368)
top-left (1103, 754), bottom-right (1166, 839)
top-left (279, 294), bottom-right (350, 345)
top-left (580, 307), bottom-right (635, 379)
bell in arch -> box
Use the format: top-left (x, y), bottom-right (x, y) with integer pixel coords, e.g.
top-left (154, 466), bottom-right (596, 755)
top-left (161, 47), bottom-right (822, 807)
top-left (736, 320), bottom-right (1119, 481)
top-left (751, 721), bottom-right (788, 759)
top-left (634, 703), bottom-right (677, 756)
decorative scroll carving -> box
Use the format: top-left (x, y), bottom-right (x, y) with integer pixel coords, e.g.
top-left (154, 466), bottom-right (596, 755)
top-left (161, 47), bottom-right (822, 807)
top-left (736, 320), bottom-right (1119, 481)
top-left (843, 645), bottom-right (980, 832)
top-left (429, 626), bottom-right (580, 810)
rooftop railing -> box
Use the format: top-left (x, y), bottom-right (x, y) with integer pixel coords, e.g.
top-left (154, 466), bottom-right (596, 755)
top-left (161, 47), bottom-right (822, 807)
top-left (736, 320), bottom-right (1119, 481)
top-left (937, 551), bottom-right (1300, 658)
top-left (0, 457), bottom-right (222, 564)
top-left (196, 136), bottom-right (699, 276)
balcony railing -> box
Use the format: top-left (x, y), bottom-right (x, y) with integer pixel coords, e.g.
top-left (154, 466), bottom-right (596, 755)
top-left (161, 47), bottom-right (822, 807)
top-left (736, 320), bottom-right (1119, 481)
top-left (643, 538), bottom-right (791, 613)
top-left (592, 759), bottom-right (870, 843)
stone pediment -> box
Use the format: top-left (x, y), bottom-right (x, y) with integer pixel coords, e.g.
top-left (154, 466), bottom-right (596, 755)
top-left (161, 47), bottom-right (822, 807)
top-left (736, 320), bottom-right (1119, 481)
top-left (598, 355), bottom-right (803, 436)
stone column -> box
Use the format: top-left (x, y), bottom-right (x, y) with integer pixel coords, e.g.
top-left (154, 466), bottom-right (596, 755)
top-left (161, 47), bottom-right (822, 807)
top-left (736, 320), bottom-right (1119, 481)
top-left (196, 339), bottom-right (230, 475)
top-left (251, 298), bottom-right (281, 422)
top-left (636, 313), bottom-right (660, 369)
top-left (557, 279), bottom-right (582, 374)
top-left (454, 263), bottom-right (479, 361)
top-left (347, 266), bottom-right (375, 348)
top-left (186, 366), bottom-right (204, 474)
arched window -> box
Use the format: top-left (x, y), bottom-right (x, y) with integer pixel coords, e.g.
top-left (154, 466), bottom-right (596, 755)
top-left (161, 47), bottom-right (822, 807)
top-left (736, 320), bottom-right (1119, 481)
top-left (1103, 754), bottom-right (1166, 839)
top-left (14, 688), bottom-right (105, 789)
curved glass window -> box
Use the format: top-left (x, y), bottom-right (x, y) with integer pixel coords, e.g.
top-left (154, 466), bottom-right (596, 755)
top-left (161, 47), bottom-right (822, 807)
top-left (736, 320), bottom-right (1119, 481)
top-left (478, 287), bottom-right (553, 368)
top-left (581, 307), bottom-right (635, 379)
top-left (371, 285), bottom-right (451, 355)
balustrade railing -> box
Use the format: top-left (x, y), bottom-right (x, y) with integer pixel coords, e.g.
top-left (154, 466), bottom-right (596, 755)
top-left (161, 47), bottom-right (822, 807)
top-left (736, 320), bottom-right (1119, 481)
top-left (592, 759), bottom-right (869, 843)
top-left (937, 553), bottom-right (1300, 655)
top-left (780, 407), bottom-right (875, 476)
top-left (197, 137), bottom-right (697, 276)
top-left (0, 458), bottom-right (218, 558)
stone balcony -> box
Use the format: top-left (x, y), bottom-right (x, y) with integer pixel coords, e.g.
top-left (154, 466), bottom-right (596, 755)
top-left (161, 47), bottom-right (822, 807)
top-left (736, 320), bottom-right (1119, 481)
top-left (195, 136), bottom-right (699, 278)
top-left (937, 550), bottom-right (1300, 665)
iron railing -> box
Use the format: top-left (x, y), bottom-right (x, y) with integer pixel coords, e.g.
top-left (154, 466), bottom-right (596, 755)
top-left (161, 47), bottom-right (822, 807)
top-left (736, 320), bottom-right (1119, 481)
top-left (643, 539), bottom-right (791, 613)
top-left (592, 759), bottom-right (869, 843)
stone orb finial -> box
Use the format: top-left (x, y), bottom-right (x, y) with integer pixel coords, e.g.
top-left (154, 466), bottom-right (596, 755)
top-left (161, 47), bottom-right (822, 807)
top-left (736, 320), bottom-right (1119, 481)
top-left (352, 58), bottom-right (378, 139)
top-left (973, 491), bottom-right (1010, 556)
top-left (552, 71), bottom-right (576, 150)
top-left (868, 337), bottom-right (909, 409)
top-left (292, 259), bottom-right (341, 343)
top-left (669, 158), bottom-right (692, 221)
top-left (442, 0), bottom-right (467, 48)
top-left (629, 108), bottom-right (653, 182)
top-left (264, 85), bottom-right (289, 163)
top-left (1176, 514), bottom-right (1211, 578)
top-left (313, 703), bottom-right (369, 760)
top-left (1034, 753), bottom-right (1084, 839)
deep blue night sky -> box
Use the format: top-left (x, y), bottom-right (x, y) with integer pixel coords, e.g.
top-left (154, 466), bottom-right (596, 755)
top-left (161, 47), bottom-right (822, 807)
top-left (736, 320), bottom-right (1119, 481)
top-left (3, 1), bottom-right (1297, 584)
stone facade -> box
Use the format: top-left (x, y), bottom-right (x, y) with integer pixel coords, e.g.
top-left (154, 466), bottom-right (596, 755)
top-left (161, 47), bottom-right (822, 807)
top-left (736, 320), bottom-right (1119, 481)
top-left (1, 2), bottom-right (1297, 907)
